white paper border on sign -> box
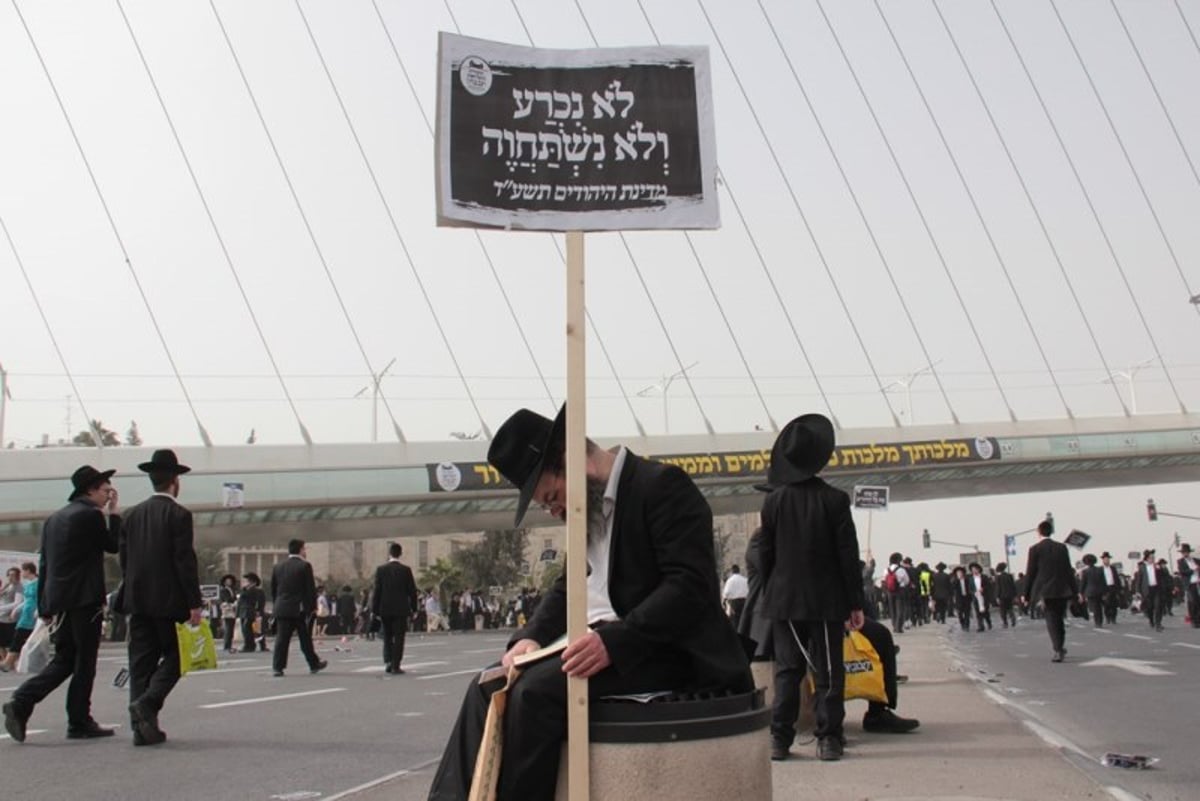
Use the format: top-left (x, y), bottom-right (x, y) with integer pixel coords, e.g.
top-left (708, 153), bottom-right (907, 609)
top-left (435, 32), bottom-right (718, 231)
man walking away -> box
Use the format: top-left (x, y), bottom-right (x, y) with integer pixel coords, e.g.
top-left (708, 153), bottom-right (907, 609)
top-left (930, 562), bottom-right (952, 624)
top-left (372, 542), bottom-right (418, 674)
top-left (120, 449), bottom-right (202, 747)
top-left (271, 539), bottom-right (327, 677)
top-left (884, 553), bottom-right (909, 634)
top-left (1079, 554), bottom-right (1108, 629)
top-left (3, 466), bottom-right (120, 743)
top-left (1021, 519), bottom-right (1078, 662)
top-left (994, 563), bottom-right (1017, 628)
top-left (1178, 544), bottom-right (1200, 628)
top-left (722, 564), bottom-right (749, 631)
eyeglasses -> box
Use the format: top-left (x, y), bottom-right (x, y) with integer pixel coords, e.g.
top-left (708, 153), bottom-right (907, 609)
top-left (534, 468), bottom-right (564, 512)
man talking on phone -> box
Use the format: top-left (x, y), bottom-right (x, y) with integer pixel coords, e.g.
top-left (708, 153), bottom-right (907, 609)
top-left (3, 465), bottom-right (121, 743)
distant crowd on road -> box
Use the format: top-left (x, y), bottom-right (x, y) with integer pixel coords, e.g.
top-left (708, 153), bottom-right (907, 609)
top-left (857, 541), bottom-right (1199, 636)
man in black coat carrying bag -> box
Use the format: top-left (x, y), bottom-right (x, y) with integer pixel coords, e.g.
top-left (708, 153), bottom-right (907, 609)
top-left (372, 542), bottom-right (418, 674)
top-left (120, 449), bottom-right (203, 746)
top-left (3, 465), bottom-right (120, 743)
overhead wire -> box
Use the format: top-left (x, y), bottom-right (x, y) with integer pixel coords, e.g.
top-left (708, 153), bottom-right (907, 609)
top-left (13, 0), bottom-right (214, 446)
top-left (573, 0), bottom-right (780, 432)
top-left (655, 0), bottom-right (902, 427)
top-left (0, 215), bottom-right (101, 446)
top-left (510, 0), bottom-right (716, 434)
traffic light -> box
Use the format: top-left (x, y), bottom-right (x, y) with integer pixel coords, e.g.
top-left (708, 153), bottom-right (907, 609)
top-left (922, 529), bottom-right (931, 549)
top-left (1147, 499), bottom-right (1158, 522)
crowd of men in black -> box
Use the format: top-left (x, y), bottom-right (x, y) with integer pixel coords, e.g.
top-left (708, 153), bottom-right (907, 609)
top-left (868, 544), bottom-right (1200, 633)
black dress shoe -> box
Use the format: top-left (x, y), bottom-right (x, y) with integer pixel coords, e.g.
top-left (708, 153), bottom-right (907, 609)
top-left (1051, 650), bottom-right (1064, 663)
top-left (769, 740), bottom-right (790, 761)
top-left (862, 708), bottom-right (920, 733)
top-left (67, 719), bottom-right (115, 739)
top-left (129, 699), bottom-right (166, 746)
top-left (273, 670), bottom-right (285, 677)
top-left (384, 665), bottom-right (394, 674)
top-left (310, 660), bottom-right (328, 674)
top-left (816, 735), bottom-right (843, 761)
top-left (3, 701), bottom-right (28, 743)
top-left (394, 668), bottom-right (405, 675)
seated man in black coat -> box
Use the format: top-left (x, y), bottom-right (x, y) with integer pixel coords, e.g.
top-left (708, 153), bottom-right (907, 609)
top-left (427, 407), bottom-right (752, 801)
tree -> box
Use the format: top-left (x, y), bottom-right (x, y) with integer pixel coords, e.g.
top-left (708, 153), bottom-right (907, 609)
top-left (538, 558), bottom-right (564, 593)
top-left (418, 557), bottom-right (464, 607)
top-left (125, 420), bottom-right (142, 447)
top-left (452, 529), bottom-right (529, 591)
top-left (73, 420), bottom-right (120, 447)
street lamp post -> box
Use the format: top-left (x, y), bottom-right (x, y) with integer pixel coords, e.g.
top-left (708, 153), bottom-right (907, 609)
top-left (354, 357), bottom-right (396, 443)
top-left (1102, 357), bottom-right (1155, 414)
top-left (636, 361), bottom-right (699, 434)
top-left (882, 359), bottom-right (941, 424)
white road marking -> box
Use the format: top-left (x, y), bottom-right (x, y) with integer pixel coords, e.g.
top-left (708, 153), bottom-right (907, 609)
top-left (418, 668), bottom-right (484, 681)
top-left (183, 665), bottom-right (273, 677)
top-left (352, 660), bottom-right (448, 673)
top-left (198, 687), bottom-right (346, 709)
top-left (1105, 787), bottom-right (1143, 801)
top-left (1123, 634), bottom-right (1154, 641)
top-left (1173, 642), bottom-right (1200, 650)
top-left (0, 728), bottom-right (47, 740)
top-left (983, 689), bottom-right (1008, 706)
top-left (1080, 657), bottom-right (1173, 676)
top-left (318, 758), bottom-right (442, 801)
top-left (464, 648), bottom-right (502, 654)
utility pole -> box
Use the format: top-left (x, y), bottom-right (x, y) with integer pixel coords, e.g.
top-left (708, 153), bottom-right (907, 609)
top-left (636, 361), bottom-right (699, 434)
top-left (354, 357), bottom-right (397, 443)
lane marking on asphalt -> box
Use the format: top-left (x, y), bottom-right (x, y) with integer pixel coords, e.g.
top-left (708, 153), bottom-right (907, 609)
top-left (0, 728), bottom-right (47, 740)
top-left (319, 758), bottom-right (442, 801)
top-left (419, 668), bottom-right (485, 681)
top-left (198, 687), bottom-right (346, 709)
top-left (464, 648), bottom-right (503, 654)
top-left (183, 665), bottom-right (274, 677)
top-left (1173, 642), bottom-right (1200, 650)
top-left (353, 661), bottom-right (448, 673)
top-left (1022, 719), bottom-right (1087, 757)
top-left (1123, 634), bottom-right (1154, 641)
top-left (1105, 787), bottom-right (1143, 801)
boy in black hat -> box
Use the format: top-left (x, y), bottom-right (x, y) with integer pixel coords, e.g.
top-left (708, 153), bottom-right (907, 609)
top-left (4, 465), bottom-right (120, 743)
top-left (120, 449), bottom-right (202, 746)
top-left (1178, 544), bottom-right (1200, 627)
top-left (427, 407), bottom-right (751, 801)
top-left (756, 413), bottom-right (866, 761)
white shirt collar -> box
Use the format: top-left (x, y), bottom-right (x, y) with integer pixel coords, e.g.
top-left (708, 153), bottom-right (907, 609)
top-left (602, 446), bottom-right (627, 522)
top-left (153, 491), bottom-right (178, 503)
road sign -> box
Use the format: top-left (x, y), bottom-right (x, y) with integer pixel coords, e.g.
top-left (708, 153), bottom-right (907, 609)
top-left (1063, 529), bottom-right (1090, 549)
top-left (1004, 535), bottom-right (1017, 558)
top-left (959, 551), bottom-right (991, 568)
top-left (853, 485), bottom-right (889, 510)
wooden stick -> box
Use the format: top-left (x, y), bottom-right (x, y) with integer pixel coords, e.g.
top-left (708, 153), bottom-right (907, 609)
top-left (564, 230), bottom-right (590, 801)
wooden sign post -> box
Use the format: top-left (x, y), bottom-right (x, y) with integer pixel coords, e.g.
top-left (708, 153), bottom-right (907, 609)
top-left (436, 33), bottom-right (717, 801)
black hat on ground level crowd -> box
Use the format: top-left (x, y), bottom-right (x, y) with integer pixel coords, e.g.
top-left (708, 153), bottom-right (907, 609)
top-left (487, 405), bottom-right (566, 527)
top-left (765, 413), bottom-right (835, 487)
top-left (69, 465), bottom-right (116, 501)
top-left (1101, 551), bottom-right (1113, 559)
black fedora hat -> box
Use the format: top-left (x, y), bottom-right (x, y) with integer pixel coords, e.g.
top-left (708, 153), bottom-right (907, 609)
top-left (487, 406), bottom-right (566, 526)
top-left (1181, 543), bottom-right (1192, 554)
top-left (766, 413), bottom-right (835, 486)
top-left (69, 465), bottom-right (116, 501)
top-left (138, 449), bottom-right (191, 475)
top-left (1100, 551), bottom-right (1113, 559)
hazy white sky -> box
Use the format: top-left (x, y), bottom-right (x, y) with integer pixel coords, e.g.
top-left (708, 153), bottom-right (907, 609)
top-left (2, 1), bottom-right (1200, 558)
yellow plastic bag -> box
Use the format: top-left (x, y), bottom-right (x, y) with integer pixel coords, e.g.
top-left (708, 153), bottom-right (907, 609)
top-left (176, 620), bottom-right (219, 675)
top-left (842, 630), bottom-right (887, 703)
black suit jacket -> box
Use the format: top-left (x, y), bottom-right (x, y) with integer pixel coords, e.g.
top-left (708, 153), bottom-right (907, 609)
top-left (930, 571), bottom-right (953, 601)
top-left (995, 573), bottom-right (1018, 602)
top-left (514, 451), bottom-right (752, 694)
top-left (271, 556), bottom-right (317, 618)
top-left (759, 477), bottom-right (865, 622)
top-left (1023, 538), bottom-right (1078, 602)
top-left (37, 498), bottom-right (120, 616)
top-left (1080, 566), bottom-right (1109, 599)
top-left (372, 560), bottom-right (418, 619)
top-left (119, 495), bottom-right (202, 622)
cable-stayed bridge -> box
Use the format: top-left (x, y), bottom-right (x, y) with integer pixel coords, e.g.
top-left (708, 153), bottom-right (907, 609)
top-left (3, 2), bottom-right (1200, 548)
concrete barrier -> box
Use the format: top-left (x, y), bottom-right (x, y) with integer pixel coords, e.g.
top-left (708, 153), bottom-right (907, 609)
top-left (554, 690), bottom-right (772, 801)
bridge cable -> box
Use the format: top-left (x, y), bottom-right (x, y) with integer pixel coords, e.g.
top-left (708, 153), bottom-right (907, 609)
top-left (207, 0), bottom-right (417, 444)
top-left (372, 1), bottom-right (639, 434)
top-left (13, 0), bottom-right (213, 447)
top-left (0, 216), bottom-right (102, 447)
top-left (992, 1), bottom-right (1173, 415)
top-left (112, 0), bottom-right (315, 445)
top-left (1176, 0), bottom-right (1200, 60)
top-left (513, 0), bottom-right (717, 435)
top-left (922, 0), bottom-right (1094, 421)
top-left (1106, 2), bottom-right (1200, 316)
top-left (362, 0), bottom-right (557, 429)
top-left (571, 0), bottom-right (779, 433)
top-left (771, 0), bottom-right (965, 425)
top-left (648, 0), bottom-right (901, 427)
top-left (1049, 0), bottom-right (1188, 414)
